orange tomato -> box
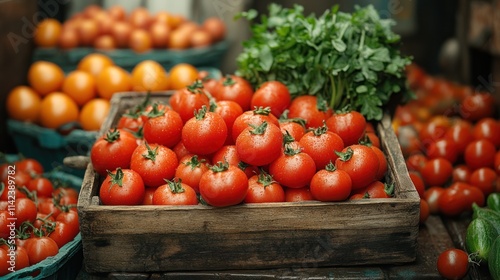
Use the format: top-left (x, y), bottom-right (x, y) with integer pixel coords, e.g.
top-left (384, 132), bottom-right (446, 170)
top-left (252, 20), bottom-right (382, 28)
top-left (6, 86), bottom-right (41, 122)
top-left (79, 98), bottom-right (110, 131)
top-left (168, 63), bottom-right (198, 90)
top-left (39, 92), bottom-right (79, 129)
top-left (77, 53), bottom-right (114, 77)
top-left (96, 66), bottom-right (132, 99)
top-left (62, 70), bottom-right (97, 106)
top-left (27, 61), bottom-right (65, 96)
top-left (131, 60), bottom-right (169, 92)
top-left (129, 29), bottom-right (152, 53)
top-left (34, 18), bottom-right (62, 47)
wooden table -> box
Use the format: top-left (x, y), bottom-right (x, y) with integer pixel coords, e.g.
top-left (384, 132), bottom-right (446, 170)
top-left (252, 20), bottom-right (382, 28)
top-left (76, 214), bottom-right (493, 280)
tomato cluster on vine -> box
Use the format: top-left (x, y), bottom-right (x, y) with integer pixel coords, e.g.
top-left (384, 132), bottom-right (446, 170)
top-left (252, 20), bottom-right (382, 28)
top-left (91, 77), bottom-right (393, 207)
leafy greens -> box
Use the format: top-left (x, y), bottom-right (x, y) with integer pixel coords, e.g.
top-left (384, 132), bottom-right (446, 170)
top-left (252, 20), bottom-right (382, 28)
top-left (235, 4), bottom-right (413, 121)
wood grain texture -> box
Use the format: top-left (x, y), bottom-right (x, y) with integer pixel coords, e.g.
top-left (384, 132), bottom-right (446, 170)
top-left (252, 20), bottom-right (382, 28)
top-left (78, 93), bottom-right (420, 273)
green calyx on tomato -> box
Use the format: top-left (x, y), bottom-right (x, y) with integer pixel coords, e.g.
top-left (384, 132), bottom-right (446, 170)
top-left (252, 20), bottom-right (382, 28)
top-left (222, 74), bottom-right (236, 86)
top-left (165, 179), bottom-right (186, 194)
top-left (141, 142), bottom-right (159, 162)
top-left (130, 126), bottom-right (144, 139)
top-left (311, 123), bottom-right (328, 136)
top-left (104, 128), bottom-right (120, 143)
top-left (187, 80), bottom-right (205, 94)
top-left (194, 106), bottom-right (208, 120)
top-left (384, 183), bottom-right (395, 197)
top-left (324, 161), bottom-right (337, 172)
top-left (107, 167), bottom-right (125, 188)
top-left (252, 106), bottom-right (272, 116)
top-left (256, 169), bottom-right (276, 188)
top-left (249, 121), bottom-right (270, 135)
top-left (282, 130), bottom-right (296, 145)
top-left (145, 102), bottom-right (166, 118)
top-left (335, 147), bottom-right (353, 162)
top-left (358, 133), bottom-right (373, 147)
top-left (283, 143), bottom-right (302, 156)
top-left (210, 161), bottom-right (230, 173)
top-left (237, 161), bottom-right (250, 172)
top-left (185, 155), bottom-right (206, 170)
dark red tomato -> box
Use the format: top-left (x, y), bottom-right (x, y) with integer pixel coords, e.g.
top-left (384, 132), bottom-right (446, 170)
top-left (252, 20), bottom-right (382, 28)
top-left (459, 92), bottom-right (495, 121)
top-left (361, 181), bottom-right (394, 199)
top-left (24, 236), bottom-right (59, 265)
top-left (169, 81), bottom-right (210, 123)
top-left (199, 162), bottom-right (249, 207)
top-left (201, 77), bottom-right (219, 97)
top-left (444, 119), bottom-right (474, 155)
top-left (140, 103), bottom-right (170, 124)
top-left (152, 180), bottom-right (198, 205)
top-left (409, 171), bottom-right (425, 198)
top-left (117, 111), bottom-right (143, 133)
top-left (284, 187), bottom-right (314, 202)
top-left (464, 139), bottom-right (496, 170)
top-left (181, 106), bottom-right (227, 155)
top-left (244, 171), bottom-right (285, 203)
top-left (419, 117), bottom-right (450, 148)
top-left (438, 183), bottom-right (468, 216)
top-left (130, 143), bottom-right (178, 187)
top-left (309, 163), bottom-right (352, 201)
top-left (452, 164), bottom-right (472, 183)
top-left (16, 158), bottom-right (44, 175)
top-left (469, 167), bottom-right (497, 196)
top-left (231, 107), bottom-right (280, 142)
top-left (173, 141), bottom-right (190, 161)
top-left (419, 198), bottom-right (430, 224)
top-left (250, 81), bottom-right (291, 118)
top-left (213, 100), bottom-right (244, 145)
top-left (175, 155), bottom-right (210, 193)
top-left (424, 186), bottom-right (444, 214)
top-left (287, 95), bottom-right (333, 129)
top-left (405, 153), bottom-right (428, 172)
top-left (37, 198), bottom-right (62, 218)
top-left (90, 128), bottom-right (139, 176)
top-left (0, 211), bottom-right (10, 239)
top-left (437, 248), bottom-right (470, 280)
top-left (279, 120), bottom-right (307, 142)
top-left (0, 247), bottom-right (9, 276)
top-left (143, 108), bottom-right (183, 148)
top-left (326, 111), bottom-right (366, 146)
top-left (27, 177), bottom-right (54, 198)
top-left (213, 75), bottom-right (253, 111)
top-left (142, 187), bottom-right (155, 205)
top-left (460, 182), bottom-right (485, 210)
top-left (0, 244), bottom-right (29, 272)
top-left (419, 157), bottom-right (453, 187)
top-left (99, 168), bottom-right (145, 205)
top-left (211, 145), bottom-right (257, 178)
top-left (56, 209), bottom-right (79, 235)
top-left (472, 117), bottom-right (500, 147)
top-left (52, 186), bottom-right (79, 202)
top-left (49, 221), bottom-right (79, 248)
top-left (299, 126), bottom-right (344, 170)
top-left (236, 121), bottom-right (283, 167)
top-left (371, 146), bottom-right (388, 181)
top-left (335, 145), bottom-right (380, 190)
top-left (349, 193), bottom-right (367, 200)
top-left (364, 132), bottom-right (380, 149)
top-left (15, 198), bottom-right (37, 227)
top-left (495, 150), bottom-right (500, 176)
top-left (425, 138), bottom-right (459, 164)
top-left (269, 145), bottom-right (317, 189)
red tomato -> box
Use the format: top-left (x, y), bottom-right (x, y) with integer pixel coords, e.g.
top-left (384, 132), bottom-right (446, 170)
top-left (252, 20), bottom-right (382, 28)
top-left (16, 158), bottom-right (44, 175)
top-left (298, 125), bottom-right (344, 170)
top-left (173, 141), bottom-right (190, 161)
top-left (405, 153), bottom-right (428, 172)
top-left (213, 75), bottom-right (253, 111)
top-left (354, 181), bottom-right (393, 199)
top-left (130, 143), bottom-right (179, 187)
top-left (326, 111), bottom-right (367, 146)
top-left (152, 180), bottom-right (198, 205)
top-left (24, 236), bottom-right (59, 265)
top-left (425, 138), bottom-right (459, 164)
top-left (99, 168), bottom-right (145, 205)
top-left (279, 119), bottom-right (307, 142)
top-left (438, 184), bottom-right (468, 216)
top-left (250, 81), bottom-right (291, 118)
top-left (371, 146), bottom-right (388, 181)
top-left (452, 164), bottom-right (472, 183)
top-left (117, 111), bottom-right (143, 133)
top-left (213, 100), bottom-right (244, 145)
top-left (244, 171), bottom-right (285, 203)
top-left (437, 249), bottom-right (470, 280)
top-left (287, 95), bottom-right (333, 129)
top-left (181, 106), bottom-right (228, 155)
top-left (37, 198), bottom-right (62, 219)
top-left (495, 150), bottom-right (500, 175)
top-left (0, 211), bottom-right (10, 239)
top-left (469, 167), bottom-right (497, 196)
top-left (211, 145), bottom-right (257, 178)
top-left (48, 221), bottom-right (79, 248)
top-left (199, 162), bottom-right (249, 207)
top-left (27, 177), bottom-right (54, 198)
top-left (424, 186), bottom-right (444, 214)
top-left (364, 132), bottom-right (381, 149)
top-left (284, 187), bottom-right (314, 202)
top-left (90, 128), bottom-right (139, 176)
top-left (143, 106), bottom-right (183, 148)
top-left (464, 139), bottom-right (496, 170)
top-left (2, 170), bottom-right (32, 197)
top-left (0, 245), bottom-right (29, 274)
top-left (231, 107), bottom-right (280, 142)
top-left (335, 145), bottom-right (380, 190)
top-left (309, 163), bottom-right (352, 201)
top-left (56, 209), bottom-right (80, 235)
top-left (142, 188), bottom-right (155, 205)
top-left (419, 118), bottom-right (450, 147)
top-left (268, 144), bottom-right (317, 189)
top-left (236, 121), bottom-right (283, 167)
top-left (409, 171), bottom-right (425, 198)
top-left (169, 81), bottom-right (210, 123)
top-left (15, 198), bottom-right (37, 227)
top-left (459, 92), bottom-right (495, 121)
top-left (419, 158), bottom-right (453, 187)
top-left (174, 155), bottom-right (210, 193)
top-left (472, 117), bottom-right (500, 147)
top-left (444, 120), bottom-right (474, 155)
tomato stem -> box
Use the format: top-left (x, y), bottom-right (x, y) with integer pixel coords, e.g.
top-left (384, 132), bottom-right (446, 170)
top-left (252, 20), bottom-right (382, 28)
top-left (324, 161), bottom-right (336, 172)
top-left (358, 133), bottom-right (373, 146)
top-left (257, 168), bottom-right (276, 188)
top-left (311, 122), bottom-right (328, 136)
top-left (142, 142), bottom-right (159, 162)
top-left (210, 161), bottom-right (230, 173)
top-left (187, 80), bottom-right (205, 94)
top-left (104, 128), bottom-right (120, 143)
top-left (282, 131), bottom-right (296, 146)
top-left (165, 179), bottom-right (186, 194)
top-left (384, 183), bottom-right (395, 197)
top-left (194, 106), bottom-right (208, 120)
top-left (107, 167), bottom-right (124, 188)
top-left (249, 121), bottom-right (268, 135)
top-left (283, 143), bottom-right (302, 156)
top-left (252, 106), bottom-right (272, 116)
top-left (146, 102), bottom-right (165, 118)
top-left (335, 147), bottom-right (353, 162)
top-left (223, 74), bottom-right (236, 87)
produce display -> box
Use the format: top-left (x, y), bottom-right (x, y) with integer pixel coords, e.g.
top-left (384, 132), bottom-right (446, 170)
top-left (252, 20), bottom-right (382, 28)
top-left (0, 157), bottom-right (80, 277)
top-left (6, 53), bottom-right (205, 131)
top-left (35, 5), bottom-right (226, 52)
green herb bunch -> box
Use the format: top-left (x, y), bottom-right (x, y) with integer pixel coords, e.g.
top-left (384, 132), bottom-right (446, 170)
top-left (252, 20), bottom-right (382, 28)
top-left (235, 4), bottom-right (413, 121)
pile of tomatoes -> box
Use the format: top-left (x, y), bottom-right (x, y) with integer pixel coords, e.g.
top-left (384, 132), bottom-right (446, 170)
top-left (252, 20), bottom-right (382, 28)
top-left (0, 157), bottom-right (80, 276)
top-left (91, 76), bottom-right (392, 207)
top-left (395, 64), bottom-right (500, 223)
top-left (35, 5), bottom-right (226, 53)
top-left (7, 52), bottom-right (203, 131)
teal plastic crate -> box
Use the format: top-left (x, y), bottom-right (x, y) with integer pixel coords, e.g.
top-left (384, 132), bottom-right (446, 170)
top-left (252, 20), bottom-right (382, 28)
top-left (32, 40), bottom-right (229, 73)
top-left (1, 164), bottom-right (83, 280)
top-left (6, 120), bottom-right (97, 178)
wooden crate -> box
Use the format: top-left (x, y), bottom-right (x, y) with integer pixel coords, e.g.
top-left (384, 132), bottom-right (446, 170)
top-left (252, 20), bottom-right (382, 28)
top-left (78, 92), bottom-right (420, 274)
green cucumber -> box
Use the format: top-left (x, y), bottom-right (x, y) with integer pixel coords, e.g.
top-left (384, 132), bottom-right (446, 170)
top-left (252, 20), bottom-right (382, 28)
top-left (489, 235), bottom-right (500, 280)
top-left (472, 203), bottom-right (500, 233)
top-left (465, 218), bottom-right (500, 264)
top-left (487, 193), bottom-right (500, 213)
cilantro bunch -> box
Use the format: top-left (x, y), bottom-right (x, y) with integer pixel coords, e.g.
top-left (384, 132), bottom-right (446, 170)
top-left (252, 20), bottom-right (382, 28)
top-left (235, 4), bottom-right (413, 121)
